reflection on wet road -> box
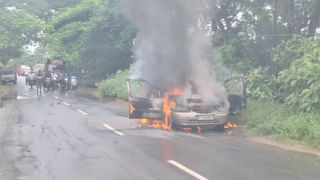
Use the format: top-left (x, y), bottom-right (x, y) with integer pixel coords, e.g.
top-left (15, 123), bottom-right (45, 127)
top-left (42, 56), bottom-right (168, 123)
top-left (0, 77), bottom-right (319, 180)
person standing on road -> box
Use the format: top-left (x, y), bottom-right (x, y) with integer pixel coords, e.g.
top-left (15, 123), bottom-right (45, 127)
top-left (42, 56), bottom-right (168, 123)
top-left (36, 69), bottom-right (44, 95)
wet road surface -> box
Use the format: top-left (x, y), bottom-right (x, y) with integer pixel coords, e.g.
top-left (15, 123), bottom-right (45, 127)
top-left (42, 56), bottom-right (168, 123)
top-left (0, 77), bottom-right (320, 180)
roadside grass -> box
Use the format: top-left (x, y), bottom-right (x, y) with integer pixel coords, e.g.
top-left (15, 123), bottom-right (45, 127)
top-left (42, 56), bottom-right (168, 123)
top-left (240, 100), bottom-right (320, 149)
top-left (97, 70), bottom-right (129, 100)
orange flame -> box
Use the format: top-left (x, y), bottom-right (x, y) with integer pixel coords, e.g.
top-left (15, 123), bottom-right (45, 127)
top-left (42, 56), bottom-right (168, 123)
top-left (129, 104), bottom-right (135, 114)
top-left (224, 122), bottom-right (238, 135)
top-left (162, 88), bottom-right (183, 130)
top-left (137, 119), bottom-right (168, 129)
top-left (136, 88), bottom-right (183, 130)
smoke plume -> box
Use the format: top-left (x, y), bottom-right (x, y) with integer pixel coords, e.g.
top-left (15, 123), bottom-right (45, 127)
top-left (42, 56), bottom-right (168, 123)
top-left (122, 0), bottom-right (227, 105)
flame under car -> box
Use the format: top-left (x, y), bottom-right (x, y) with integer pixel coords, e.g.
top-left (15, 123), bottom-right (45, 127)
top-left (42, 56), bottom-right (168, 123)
top-left (127, 78), bottom-right (243, 130)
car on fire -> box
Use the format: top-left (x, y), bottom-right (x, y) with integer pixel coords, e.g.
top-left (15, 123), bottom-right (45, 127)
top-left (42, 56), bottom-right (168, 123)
top-left (127, 77), bottom-right (246, 130)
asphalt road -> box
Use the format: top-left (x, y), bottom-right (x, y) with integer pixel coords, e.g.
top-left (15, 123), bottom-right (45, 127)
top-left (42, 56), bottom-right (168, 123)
top-left (0, 77), bottom-right (319, 180)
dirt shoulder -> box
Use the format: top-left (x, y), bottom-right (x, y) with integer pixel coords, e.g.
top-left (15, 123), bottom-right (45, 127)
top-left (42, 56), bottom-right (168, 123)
top-left (247, 136), bottom-right (320, 158)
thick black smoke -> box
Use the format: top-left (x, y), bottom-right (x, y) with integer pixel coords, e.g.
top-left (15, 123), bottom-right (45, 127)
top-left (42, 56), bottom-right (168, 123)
top-left (122, 0), bottom-right (227, 105)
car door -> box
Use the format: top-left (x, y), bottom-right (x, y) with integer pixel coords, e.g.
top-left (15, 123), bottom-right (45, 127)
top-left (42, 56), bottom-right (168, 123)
top-left (127, 79), bottom-right (164, 119)
top-left (224, 76), bottom-right (247, 114)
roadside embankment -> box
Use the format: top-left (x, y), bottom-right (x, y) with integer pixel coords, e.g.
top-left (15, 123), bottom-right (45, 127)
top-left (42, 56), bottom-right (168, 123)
top-left (240, 100), bottom-right (320, 150)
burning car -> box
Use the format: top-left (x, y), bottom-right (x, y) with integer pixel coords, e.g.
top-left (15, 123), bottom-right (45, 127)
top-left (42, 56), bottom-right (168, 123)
top-left (127, 78), bottom-right (246, 130)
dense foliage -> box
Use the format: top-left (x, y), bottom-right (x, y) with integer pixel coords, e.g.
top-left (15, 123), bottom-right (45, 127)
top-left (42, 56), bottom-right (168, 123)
top-left (275, 36), bottom-right (320, 112)
top-left (46, 0), bottom-right (135, 79)
top-left (0, 9), bottom-right (42, 64)
top-left (241, 100), bottom-right (320, 148)
top-left (98, 70), bottom-right (129, 99)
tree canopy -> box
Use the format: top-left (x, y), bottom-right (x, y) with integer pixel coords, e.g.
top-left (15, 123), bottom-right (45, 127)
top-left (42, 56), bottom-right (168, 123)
top-left (0, 8), bottom-right (42, 64)
top-left (1, 0), bottom-right (320, 112)
top-left (46, 0), bottom-right (135, 79)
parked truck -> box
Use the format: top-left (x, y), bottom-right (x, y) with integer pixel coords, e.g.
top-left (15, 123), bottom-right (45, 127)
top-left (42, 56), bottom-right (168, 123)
top-left (17, 65), bottom-right (31, 76)
top-left (0, 67), bottom-right (17, 84)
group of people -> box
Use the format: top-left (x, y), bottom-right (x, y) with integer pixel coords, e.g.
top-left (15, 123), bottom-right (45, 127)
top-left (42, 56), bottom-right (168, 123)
top-left (26, 70), bottom-right (77, 95)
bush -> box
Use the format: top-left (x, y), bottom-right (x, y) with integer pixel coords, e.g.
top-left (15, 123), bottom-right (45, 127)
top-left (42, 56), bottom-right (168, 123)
top-left (98, 70), bottom-right (129, 99)
top-left (271, 35), bottom-right (320, 112)
top-left (78, 76), bottom-right (97, 88)
top-left (246, 67), bottom-right (276, 100)
top-left (240, 100), bottom-right (320, 148)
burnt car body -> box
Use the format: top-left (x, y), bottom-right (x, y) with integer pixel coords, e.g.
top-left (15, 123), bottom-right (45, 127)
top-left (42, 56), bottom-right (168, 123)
top-left (127, 78), bottom-right (246, 129)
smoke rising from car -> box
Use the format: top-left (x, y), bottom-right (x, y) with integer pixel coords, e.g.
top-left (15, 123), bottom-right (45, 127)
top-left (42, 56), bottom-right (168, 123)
top-left (122, 0), bottom-right (228, 105)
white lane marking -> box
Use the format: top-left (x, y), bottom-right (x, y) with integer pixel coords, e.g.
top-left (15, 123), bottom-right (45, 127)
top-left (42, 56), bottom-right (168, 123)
top-left (167, 160), bottom-right (208, 180)
top-left (77, 109), bottom-right (88, 116)
top-left (54, 96), bottom-right (59, 99)
top-left (63, 102), bottom-right (70, 106)
top-left (103, 124), bottom-right (125, 136)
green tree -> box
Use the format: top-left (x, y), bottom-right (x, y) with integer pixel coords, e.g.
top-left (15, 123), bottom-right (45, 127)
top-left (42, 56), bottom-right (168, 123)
top-left (47, 0), bottom-right (135, 79)
top-left (0, 9), bottom-right (42, 64)
top-left (275, 36), bottom-right (320, 112)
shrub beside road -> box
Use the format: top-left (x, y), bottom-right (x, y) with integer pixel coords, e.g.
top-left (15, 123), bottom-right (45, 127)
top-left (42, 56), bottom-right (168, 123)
top-left (240, 100), bottom-right (320, 149)
top-left (97, 70), bottom-right (129, 100)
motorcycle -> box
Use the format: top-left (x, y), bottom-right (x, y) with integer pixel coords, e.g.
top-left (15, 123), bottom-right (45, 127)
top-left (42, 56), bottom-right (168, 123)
top-left (28, 76), bottom-right (36, 89)
top-left (60, 77), bottom-right (70, 90)
top-left (43, 77), bottom-right (53, 92)
top-left (70, 76), bottom-right (77, 90)
top-left (52, 76), bottom-right (59, 90)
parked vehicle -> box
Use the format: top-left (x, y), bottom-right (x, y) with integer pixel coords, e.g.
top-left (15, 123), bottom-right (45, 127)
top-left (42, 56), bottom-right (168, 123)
top-left (17, 65), bottom-right (31, 76)
top-left (59, 76), bottom-right (70, 90)
top-left (22, 69), bottom-right (31, 76)
top-left (0, 67), bottom-right (17, 84)
top-left (70, 76), bottom-right (77, 89)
